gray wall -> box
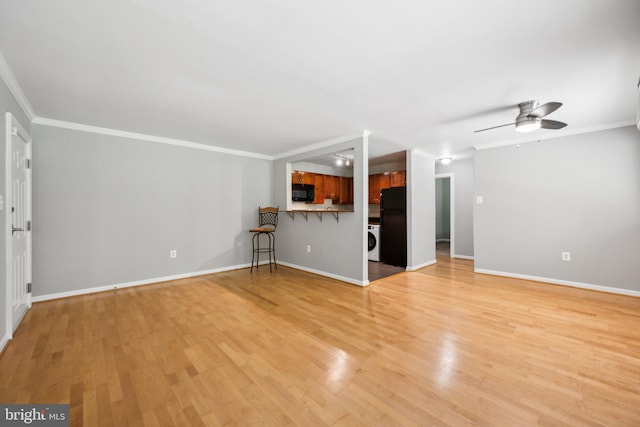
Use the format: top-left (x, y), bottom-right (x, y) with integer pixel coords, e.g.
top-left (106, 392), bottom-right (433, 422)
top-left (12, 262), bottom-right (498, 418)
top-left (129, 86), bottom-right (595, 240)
top-left (436, 158), bottom-right (474, 258)
top-left (407, 150), bottom-right (436, 269)
top-left (435, 177), bottom-right (450, 240)
top-left (1, 78), bottom-right (31, 345)
top-left (474, 126), bottom-right (640, 292)
top-left (31, 124), bottom-right (273, 297)
top-left (274, 136), bottom-right (368, 284)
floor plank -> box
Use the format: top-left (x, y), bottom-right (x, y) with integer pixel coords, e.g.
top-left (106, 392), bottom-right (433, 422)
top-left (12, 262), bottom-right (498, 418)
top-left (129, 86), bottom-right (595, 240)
top-left (1, 258), bottom-right (639, 426)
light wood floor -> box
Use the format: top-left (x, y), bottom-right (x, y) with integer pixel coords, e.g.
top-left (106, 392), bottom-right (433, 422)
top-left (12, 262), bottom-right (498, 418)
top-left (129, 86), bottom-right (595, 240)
top-left (2, 256), bottom-right (640, 426)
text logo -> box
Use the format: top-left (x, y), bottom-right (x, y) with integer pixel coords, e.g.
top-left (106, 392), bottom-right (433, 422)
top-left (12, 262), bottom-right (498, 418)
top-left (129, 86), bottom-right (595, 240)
top-left (1, 405), bottom-right (69, 426)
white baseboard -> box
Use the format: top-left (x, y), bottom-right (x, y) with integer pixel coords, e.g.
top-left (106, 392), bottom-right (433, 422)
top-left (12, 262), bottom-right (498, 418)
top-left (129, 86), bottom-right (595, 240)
top-left (32, 261), bottom-right (368, 302)
top-left (0, 333), bottom-right (10, 354)
top-left (405, 259), bottom-right (437, 271)
top-left (277, 261), bottom-right (369, 287)
top-left (31, 262), bottom-right (260, 302)
top-left (453, 254), bottom-right (475, 260)
top-left (475, 268), bottom-right (640, 298)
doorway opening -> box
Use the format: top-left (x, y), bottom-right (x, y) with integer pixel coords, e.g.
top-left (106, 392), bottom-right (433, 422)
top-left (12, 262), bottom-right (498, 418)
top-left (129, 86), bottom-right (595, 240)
top-left (435, 174), bottom-right (454, 258)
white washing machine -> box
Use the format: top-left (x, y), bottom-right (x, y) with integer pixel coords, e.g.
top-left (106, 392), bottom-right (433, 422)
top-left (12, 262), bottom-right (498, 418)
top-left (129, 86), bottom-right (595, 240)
top-left (368, 224), bottom-right (380, 261)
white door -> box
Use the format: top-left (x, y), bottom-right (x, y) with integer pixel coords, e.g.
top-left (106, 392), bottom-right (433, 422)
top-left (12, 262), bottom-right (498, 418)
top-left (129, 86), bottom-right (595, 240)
top-left (5, 112), bottom-right (32, 334)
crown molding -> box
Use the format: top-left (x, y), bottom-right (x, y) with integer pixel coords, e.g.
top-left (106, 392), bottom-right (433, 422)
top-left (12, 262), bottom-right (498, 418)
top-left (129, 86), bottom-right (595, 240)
top-left (273, 131), bottom-right (367, 160)
top-left (473, 120), bottom-right (637, 151)
top-left (0, 51), bottom-right (36, 121)
top-left (410, 148), bottom-right (437, 159)
top-left (32, 117), bottom-right (274, 160)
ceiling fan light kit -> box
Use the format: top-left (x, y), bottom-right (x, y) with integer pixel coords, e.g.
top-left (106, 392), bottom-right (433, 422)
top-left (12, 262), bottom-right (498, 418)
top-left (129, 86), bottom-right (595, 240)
top-left (516, 117), bottom-right (541, 132)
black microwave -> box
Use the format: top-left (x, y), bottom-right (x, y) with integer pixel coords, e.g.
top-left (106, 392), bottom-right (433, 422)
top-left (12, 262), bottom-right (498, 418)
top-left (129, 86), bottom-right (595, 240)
top-left (292, 183), bottom-right (315, 202)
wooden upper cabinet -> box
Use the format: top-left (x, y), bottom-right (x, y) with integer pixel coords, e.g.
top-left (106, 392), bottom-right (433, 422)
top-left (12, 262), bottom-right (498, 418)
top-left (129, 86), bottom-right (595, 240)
top-left (339, 177), bottom-right (353, 205)
top-left (368, 171), bottom-right (405, 204)
top-left (377, 173), bottom-right (391, 191)
top-left (289, 170), bottom-right (363, 205)
top-left (369, 175), bottom-right (381, 204)
top-left (292, 171), bottom-right (313, 185)
top-left (312, 174), bottom-right (325, 204)
top-left (390, 170), bottom-right (406, 187)
top-left (370, 173), bottom-right (391, 204)
top-left (324, 175), bottom-right (339, 202)
top-left (368, 175), bottom-right (378, 204)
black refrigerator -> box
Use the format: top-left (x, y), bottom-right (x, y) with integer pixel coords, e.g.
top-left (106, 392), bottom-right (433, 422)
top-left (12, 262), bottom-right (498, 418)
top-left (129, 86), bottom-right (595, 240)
top-left (380, 187), bottom-right (407, 267)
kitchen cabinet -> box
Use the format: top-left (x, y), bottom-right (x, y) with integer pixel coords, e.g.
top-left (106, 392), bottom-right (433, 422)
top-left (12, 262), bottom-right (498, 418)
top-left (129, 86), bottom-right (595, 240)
top-left (312, 174), bottom-right (325, 204)
top-left (368, 175), bottom-right (377, 204)
top-left (292, 171), bottom-right (353, 205)
top-left (368, 171), bottom-right (405, 204)
top-left (390, 171), bottom-right (406, 187)
top-left (339, 177), bottom-right (353, 205)
top-left (369, 173), bottom-right (390, 204)
top-left (323, 175), bottom-right (339, 202)
top-left (292, 171), bottom-right (313, 185)
top-left (377, 173), bottom-right (392, 191)
top-left (325, 175), bottom-right (352, 204)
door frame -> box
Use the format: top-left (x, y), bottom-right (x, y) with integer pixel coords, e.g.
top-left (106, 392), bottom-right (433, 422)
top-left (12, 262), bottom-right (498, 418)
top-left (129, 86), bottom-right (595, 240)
top-left (435, 173), bottom-right (455, 258)
top-left (5, 112), bottom-right (32, 340)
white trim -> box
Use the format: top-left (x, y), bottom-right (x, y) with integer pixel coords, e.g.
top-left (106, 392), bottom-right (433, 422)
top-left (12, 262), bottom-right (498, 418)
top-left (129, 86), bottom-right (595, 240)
top-left (277, 261), bottom-right (369, 287)
top-left (453, 254), bottom-right (475, 260)
top-left (12, 115), bottom-right (31, 143)
top-left (0, 333), bottom-right (10, 354)
top-left (5, 113), bottom-right (33, 340)
top-left (31, 117), bottom-right (273, 160)
top-left (473, 120), bottom-right (636, 151)
top-left (411, 148), bottom-right (437, 159)
top-left (31, 263), bottom-right (263, 302)
top-left (32, 260), bottom-right (371, 302)
top-left (273, 131), bottom-right (367, 160)
top-left (0, 52), bottom-right (36, 120)
top-left (474, 268), bottom-right (640, 298)
top-left (4, 114), bottom-right (11, 341)
top-left (405, 259), bottom-right (437, 271)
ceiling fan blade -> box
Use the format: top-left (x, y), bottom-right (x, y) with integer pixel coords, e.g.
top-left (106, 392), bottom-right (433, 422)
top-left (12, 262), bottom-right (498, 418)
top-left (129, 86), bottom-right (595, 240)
top-left (473, 123), bottom-right (514, 133)
top-left (529, 102), bottom-right (562, 118)
top-left (540, 119), bottom-right (567, 130)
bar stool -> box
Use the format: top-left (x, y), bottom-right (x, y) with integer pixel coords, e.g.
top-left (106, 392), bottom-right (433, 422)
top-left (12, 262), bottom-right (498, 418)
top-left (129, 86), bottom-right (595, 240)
top-left (250, 206), bottom-right (278, 272)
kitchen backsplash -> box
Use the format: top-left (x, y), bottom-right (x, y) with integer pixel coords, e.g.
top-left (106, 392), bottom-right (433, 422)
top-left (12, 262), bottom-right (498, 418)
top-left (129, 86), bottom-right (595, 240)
top-left (291, 199), bottom-right (343, 210)
top-left (289, 200), bottom-right (377, 214)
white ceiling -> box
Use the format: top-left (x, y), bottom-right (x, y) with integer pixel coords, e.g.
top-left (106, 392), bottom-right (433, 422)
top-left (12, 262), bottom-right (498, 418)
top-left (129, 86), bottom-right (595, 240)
top-left (1, 0), bottom-right (638, 159)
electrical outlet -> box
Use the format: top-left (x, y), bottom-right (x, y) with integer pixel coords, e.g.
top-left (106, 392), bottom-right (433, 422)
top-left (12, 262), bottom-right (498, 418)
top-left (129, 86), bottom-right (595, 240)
top-left (306, 245), bottom-right (311, 253)
top-left (561, 252), bottom-right (571, 262)
top-left (170, 250), bottom-right (177, 258)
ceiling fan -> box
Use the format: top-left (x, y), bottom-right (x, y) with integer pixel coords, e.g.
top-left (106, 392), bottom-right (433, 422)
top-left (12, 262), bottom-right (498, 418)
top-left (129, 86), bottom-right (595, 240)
top-left (474, 100), bottom-right (567, 133)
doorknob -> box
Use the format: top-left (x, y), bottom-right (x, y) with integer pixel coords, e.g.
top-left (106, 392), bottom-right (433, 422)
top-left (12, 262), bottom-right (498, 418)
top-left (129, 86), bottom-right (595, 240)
top-left (11, 225), bottom-right (24, 235)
